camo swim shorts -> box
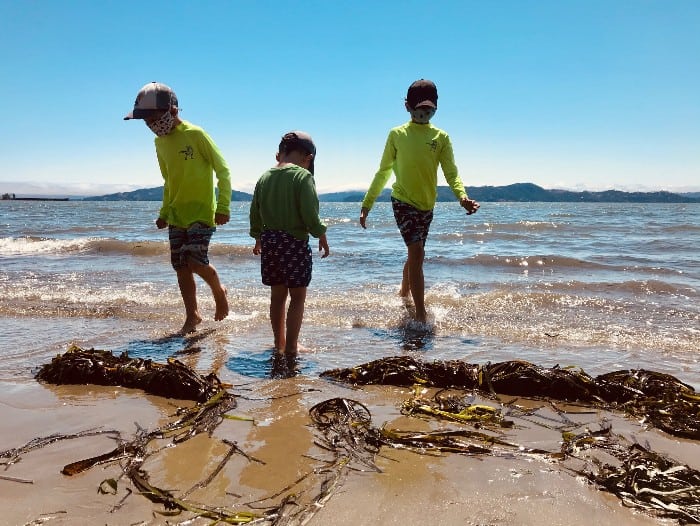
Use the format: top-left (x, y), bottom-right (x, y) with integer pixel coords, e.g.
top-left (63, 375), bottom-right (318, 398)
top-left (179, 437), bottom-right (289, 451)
top-left (391, 197), bottom-right (434, 246)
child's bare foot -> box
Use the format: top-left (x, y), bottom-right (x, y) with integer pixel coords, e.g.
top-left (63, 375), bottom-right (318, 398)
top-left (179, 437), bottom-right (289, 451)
top-left (402, 300), bottom-right (417, 320)
top-left (291, 343), bottom-right (312, 353)
top-left (214, 286), bottom-right (228, 321)
top-left (270, 350), bottom-right (298, 378)
top-left (414, 308), bottom-right (428, 324)
top-left (180, 313), bottom-right (203, 335)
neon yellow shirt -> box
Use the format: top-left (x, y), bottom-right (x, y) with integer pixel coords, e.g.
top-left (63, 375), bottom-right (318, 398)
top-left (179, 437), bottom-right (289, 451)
top-left (362, 121), bottom-right (468, 212)
top-left (155, 121), bottom-right (231, 228)
top-left (249, 164), bottom-right (327, 241)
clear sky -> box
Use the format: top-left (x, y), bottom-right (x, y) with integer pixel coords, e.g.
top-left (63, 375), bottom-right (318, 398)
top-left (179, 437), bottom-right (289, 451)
top-left (1, 0), bottom-right (698, 196)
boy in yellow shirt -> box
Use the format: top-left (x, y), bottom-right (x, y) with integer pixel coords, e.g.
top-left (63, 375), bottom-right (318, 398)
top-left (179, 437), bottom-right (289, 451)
top-left (125, 82), bottom-right (231, 335)
top-left (360, 79), bottom-right (479, 323)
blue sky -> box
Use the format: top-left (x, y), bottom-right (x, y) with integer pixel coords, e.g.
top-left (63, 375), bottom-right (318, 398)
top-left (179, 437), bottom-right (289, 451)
top-left (1, 0), bottom-right (698, 196)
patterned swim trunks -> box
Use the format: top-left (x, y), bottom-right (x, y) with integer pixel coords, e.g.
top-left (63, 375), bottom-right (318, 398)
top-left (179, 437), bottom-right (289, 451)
top-left (168, 222), bottom-right (216, 270)
top-left (260, 230), bottom-right (312, 288)
top-left (391, 197), bottom-right (434, 246)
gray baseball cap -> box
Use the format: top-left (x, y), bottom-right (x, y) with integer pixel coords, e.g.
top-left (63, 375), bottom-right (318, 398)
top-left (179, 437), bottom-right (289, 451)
top-left (124, 82), bottom-right (178, 120)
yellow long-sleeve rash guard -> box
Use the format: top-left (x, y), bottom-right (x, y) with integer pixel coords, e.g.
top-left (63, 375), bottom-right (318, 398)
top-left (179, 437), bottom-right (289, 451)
top-left (361, 121), bottom-right (467, 212)
top-left (155, 121), bottom-right (231, 228)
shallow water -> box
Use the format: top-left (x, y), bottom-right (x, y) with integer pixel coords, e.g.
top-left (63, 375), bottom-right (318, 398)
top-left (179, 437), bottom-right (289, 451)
top-left (0, 200), bottom-right (698, 386)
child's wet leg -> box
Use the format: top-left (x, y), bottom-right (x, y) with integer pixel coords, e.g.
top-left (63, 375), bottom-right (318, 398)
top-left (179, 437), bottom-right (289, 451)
top-left (177, 268), bottom-right (202, 334)
top-left (270, 285), bottom-right (289, 351)
top-left (406, 242), bottom-right (427, 322)
top-left (284, 287), bottom-right (307, 354)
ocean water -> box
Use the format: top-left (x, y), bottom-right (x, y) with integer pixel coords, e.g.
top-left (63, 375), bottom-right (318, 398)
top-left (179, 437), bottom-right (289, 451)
top-left (0, 200), bottom-right (698, 388)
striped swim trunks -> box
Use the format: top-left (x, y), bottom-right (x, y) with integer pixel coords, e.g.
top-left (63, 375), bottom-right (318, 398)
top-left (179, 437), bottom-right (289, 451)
top-left (260, 230), bottom-right (312, 288)
top-left (168, 222), bottom-right (215, 270)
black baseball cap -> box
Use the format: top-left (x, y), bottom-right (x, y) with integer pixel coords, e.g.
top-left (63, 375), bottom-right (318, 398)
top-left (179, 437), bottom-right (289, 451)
top-left (279, 131), bottom-right (316, 174)
top-left (406, 79), bottom-right (438, 109)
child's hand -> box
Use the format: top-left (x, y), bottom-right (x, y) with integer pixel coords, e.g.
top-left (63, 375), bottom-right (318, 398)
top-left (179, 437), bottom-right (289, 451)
top-left (155, 217), bottom-right (168, 229)
top-left (215, 213), bottom-right (230, 225)
top-left (318, 234), bottom-right (330, 258)
top-left (252, 239), bottom-right (261, 255)
top-left (461, 198), bottom-right (480, 215)
top-left (359, 207), bottom-right (370, 229)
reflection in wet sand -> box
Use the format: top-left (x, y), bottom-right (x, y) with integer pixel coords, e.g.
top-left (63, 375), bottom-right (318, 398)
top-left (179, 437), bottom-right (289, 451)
top-left (239, 378), bottom-right (315, 502)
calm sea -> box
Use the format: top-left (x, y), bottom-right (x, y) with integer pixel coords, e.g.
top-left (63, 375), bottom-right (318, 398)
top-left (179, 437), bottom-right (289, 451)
top-left (0, 200), bottom-right (698, 387)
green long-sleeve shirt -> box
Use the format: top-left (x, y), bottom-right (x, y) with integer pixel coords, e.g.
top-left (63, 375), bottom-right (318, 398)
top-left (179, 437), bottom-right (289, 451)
top-left (249, 164), bottom-right (327, 241)
top-left (362, 121), bottom-right (467, 212)
top-left (155, 121), bottom-right (231, 228)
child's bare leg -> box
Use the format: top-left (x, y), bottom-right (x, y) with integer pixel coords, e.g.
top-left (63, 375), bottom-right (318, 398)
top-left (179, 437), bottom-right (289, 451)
top-left (191, 261), bottom-right (229, 321)
top-left (399, 261), bottom-right (410, 298)
top-left (284, 287), bottom-right (307, 354)
top-left (406, 242), bottom-right (427, 322)
top-left (176, 268), bottom-right (202, 334)
top-left (270, 285), bottom-right (289, 351)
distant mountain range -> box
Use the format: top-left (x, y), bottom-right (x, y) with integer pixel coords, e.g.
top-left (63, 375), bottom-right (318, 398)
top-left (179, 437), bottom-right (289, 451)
top-left (81, 183), bottom-right (700, 203)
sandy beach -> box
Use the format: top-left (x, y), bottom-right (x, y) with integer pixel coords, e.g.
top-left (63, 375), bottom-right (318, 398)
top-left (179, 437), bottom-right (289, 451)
top-left (1, 354), bottom-right (696, 526)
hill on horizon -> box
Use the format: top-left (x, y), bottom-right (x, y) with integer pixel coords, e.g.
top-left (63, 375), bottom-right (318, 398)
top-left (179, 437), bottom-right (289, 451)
top-left (81, 183), bottom-right (699, 203)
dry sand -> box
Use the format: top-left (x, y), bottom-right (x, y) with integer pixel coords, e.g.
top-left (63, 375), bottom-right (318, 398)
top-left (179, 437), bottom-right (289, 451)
top-left (0, 369), bottom-right (695, 525)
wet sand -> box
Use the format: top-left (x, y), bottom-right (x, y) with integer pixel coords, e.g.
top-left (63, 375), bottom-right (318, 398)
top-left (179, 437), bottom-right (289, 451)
top-left (1, 366), bottom-right (696, 526)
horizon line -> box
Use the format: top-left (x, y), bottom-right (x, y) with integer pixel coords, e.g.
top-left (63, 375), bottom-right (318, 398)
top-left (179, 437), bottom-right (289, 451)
top-left (3, 181), bottom-right (700, 200)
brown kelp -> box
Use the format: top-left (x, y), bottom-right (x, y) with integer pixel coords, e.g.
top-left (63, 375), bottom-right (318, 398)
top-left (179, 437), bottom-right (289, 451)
top-left (36, 344), bottom-right (222, 402)
top-left (321, 356), bottom-right (700, 440)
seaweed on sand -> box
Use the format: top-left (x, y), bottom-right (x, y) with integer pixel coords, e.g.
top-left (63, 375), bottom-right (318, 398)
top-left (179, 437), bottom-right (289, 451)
top-left (307, 395), bottom-right (700, 524)
top-left (10, 347), bottom-right (700, 524)
top-left (320, 356), bottom-right (700, 440)
top-left (36, 344), bottom-right (221, 402)
top-left (22, 348), bottom-right (395, 525)
top-left (563, 427), bottom-right (700, 524)
top-left (25, 346), bottom-right (261, 523)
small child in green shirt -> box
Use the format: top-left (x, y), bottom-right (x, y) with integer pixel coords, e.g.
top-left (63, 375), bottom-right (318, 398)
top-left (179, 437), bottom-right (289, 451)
top-left (360, 79), bottom-right (479, 323)
top-left (249, 131), bottom-right (329, 365)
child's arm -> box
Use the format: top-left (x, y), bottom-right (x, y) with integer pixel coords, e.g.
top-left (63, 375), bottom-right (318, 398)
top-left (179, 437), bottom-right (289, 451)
top-left (199, 131), bottom-right (232, 220)
top-left (156, 148), bottom-right (169, 227)
top-left (299, 174), bottom-right (327, 240)
top-left (360, 133), bottom-right (396, 227)
top-left (249, 184), bottom-right (263, 244)
top-left (440, 134), bottom-right (479, 215)
top-left (439, 135), bottom-right (468, 201)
